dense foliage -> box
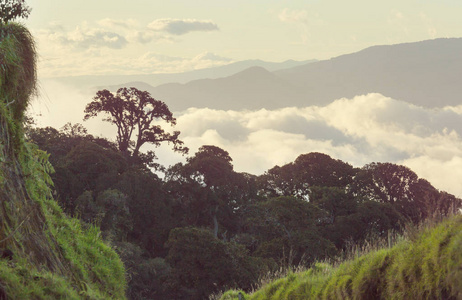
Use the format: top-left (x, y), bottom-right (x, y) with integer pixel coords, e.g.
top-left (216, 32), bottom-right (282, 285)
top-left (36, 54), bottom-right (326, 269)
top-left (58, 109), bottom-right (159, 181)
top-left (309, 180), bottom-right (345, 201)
top-left (0, 0), bottom-right (31, 24)
top-left (221, 214), bottom-right (462, 299)
top-left (27, 120), bottom-right (462, 299)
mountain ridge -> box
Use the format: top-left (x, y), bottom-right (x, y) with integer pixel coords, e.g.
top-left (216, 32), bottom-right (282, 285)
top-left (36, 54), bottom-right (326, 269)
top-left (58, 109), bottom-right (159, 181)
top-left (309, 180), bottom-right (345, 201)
top-left (145, 37), bottom-right (462, 111)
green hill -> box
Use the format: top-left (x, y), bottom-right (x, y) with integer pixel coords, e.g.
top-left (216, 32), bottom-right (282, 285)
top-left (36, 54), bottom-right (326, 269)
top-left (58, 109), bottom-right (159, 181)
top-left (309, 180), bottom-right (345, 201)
top-left (0, 22), bottom-right (126, 299)
top-left (220, 214), bottom-right (462, 299)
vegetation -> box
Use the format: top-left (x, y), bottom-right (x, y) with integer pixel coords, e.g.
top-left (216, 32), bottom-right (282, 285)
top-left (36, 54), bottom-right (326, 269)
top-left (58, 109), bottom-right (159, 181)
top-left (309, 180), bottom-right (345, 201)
top-left (0, 0), bottom-right (31, 24)
top-left (219, 214), bottom-right (462, 299)
top-left (27, 117), bottom-right (461, 298)
top-left (0, 22), bottom-right (126, 298)
top-left (3, 4), bottom-right (459, 299)
top-left (84, 87), bottom-right (188, 165)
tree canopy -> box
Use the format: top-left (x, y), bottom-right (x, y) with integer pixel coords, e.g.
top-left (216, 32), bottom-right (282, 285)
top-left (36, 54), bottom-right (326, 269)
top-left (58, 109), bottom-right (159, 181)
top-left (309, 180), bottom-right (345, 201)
top-left (0, 0), bottom-right (31, 23)
top-left (84, 87), bottom-right (188, 163)
top-left (26, 122), bottom-right (462, 299)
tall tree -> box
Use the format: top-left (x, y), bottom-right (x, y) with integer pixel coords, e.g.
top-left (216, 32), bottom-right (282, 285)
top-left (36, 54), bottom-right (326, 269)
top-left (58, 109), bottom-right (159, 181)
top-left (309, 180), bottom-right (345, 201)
top-left (84, 87), bottom-right (188, 162)
top-left (0, 0), bottom-right (31, 23)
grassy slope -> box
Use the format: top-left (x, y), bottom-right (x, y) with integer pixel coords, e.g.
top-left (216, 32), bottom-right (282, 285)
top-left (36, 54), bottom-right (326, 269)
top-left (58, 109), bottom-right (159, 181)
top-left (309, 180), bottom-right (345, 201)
top-left (220, 215), bottom-right (462, 300)
top-left (0, 22), bottom-right (126, 298)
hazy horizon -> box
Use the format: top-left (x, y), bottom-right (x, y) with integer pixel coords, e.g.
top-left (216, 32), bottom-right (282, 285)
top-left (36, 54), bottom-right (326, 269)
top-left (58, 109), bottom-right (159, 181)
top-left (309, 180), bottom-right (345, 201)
top-left (26, 0), bottom-right (462, 77)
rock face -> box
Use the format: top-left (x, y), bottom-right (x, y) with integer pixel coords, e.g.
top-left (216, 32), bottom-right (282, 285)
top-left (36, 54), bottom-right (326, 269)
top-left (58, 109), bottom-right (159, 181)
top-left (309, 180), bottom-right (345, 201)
top-left (0, 22), bottom-right (126, 299)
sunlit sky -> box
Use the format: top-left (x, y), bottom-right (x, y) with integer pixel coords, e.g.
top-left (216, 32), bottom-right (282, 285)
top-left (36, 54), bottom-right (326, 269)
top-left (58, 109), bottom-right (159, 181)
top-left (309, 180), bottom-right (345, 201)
top-left (25, 0), bottom-right (462, 77)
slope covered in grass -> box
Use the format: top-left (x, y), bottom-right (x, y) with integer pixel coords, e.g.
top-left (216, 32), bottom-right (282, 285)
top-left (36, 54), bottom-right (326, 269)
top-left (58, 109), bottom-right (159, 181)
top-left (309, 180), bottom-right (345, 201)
top-left (0, 22), bottom-right (126, 298)
top-left (220, 215), bottom-right (462, 299)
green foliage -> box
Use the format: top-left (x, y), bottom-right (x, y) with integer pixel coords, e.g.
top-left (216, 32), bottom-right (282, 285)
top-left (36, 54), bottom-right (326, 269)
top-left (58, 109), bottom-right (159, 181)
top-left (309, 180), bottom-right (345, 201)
top-left (166, 227), bottom-right (272, 300)
top-left (166, 145), bottom-right (257, 238)
top-left (220, 215), bottom-right (462, 300)
top-left (350, 162), bottom-right (459, 223)
top-left (0, 259), bottom-right (81, 299)
top-left (0, 0), bottom-right (31, 23)
top-left (0, 22), bottom-right (36, 121)
top-left (258, 152), bottom-right (357, 199)
top-left (25, 119), bottom-right (462, 299)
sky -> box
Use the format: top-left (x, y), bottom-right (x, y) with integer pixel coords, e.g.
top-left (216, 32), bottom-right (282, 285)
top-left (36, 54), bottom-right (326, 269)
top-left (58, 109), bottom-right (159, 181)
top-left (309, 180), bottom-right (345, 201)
top-left (23, 0), bottom-right (462, 197)
top-left (25, 0), bottom-right (462, 77)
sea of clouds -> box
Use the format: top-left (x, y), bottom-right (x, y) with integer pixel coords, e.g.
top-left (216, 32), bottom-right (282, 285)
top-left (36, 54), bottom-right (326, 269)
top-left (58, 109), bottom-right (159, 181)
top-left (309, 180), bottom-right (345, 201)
top-left (30, 80), bottom-right (462, 197)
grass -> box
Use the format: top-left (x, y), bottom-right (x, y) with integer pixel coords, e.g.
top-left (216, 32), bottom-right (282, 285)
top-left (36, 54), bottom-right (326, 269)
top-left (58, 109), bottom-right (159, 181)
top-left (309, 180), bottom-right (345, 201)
top-left (218, 214), bottom-right (462, 299)
top-left (0, 22), bottom-right (127, 298)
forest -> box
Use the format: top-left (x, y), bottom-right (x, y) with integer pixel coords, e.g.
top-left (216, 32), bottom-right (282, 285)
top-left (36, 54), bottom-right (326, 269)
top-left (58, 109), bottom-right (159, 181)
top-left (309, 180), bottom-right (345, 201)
top-left (25, 87), bottom-right (462, 299)
top-left (2, 1), bottom-right (461, 299)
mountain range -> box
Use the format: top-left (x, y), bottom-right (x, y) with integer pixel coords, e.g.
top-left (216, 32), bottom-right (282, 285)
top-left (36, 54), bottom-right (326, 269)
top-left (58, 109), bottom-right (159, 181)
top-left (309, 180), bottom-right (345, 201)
top-left (54, 38), bottom-right (462, 111)
top-left (147, 38), bottom-right (462, 111)
top-left (52, 59), bottom-right (315, 91)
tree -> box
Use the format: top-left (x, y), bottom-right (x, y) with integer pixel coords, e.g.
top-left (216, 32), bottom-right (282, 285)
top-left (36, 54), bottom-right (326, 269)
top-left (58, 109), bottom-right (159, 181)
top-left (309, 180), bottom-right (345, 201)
top-left (0, 0), bottom-right (31, 23)
top-left (241, 196), bottom-right (336, 265)
top-left (348, 162), bottom-right (462, 223)
top-left (166, 145), bottom-right (256, 238)
top-left (84, 87), bottom-right (188, 162)
top-left (258, 152), bottom-right (357, 200)
top-left (165, 227), bottom-right (270, 299)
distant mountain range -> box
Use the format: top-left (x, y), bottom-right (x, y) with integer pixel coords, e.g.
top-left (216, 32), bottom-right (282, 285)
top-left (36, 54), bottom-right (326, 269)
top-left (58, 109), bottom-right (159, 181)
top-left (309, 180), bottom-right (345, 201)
top-left (141, 38), bottom-right (462, 111)
top-left (52, 59), bottom-right (315, 91)
top-left (53, 38), bottom-right (462, 111)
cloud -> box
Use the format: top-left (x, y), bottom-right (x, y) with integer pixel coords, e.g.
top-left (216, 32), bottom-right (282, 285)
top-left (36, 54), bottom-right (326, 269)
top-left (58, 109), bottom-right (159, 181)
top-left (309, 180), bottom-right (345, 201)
top-left (40, 25), bottom-right (128, 50)
top-left (37, 17), bottom-right (220, 50)
top-left (36, 49), bottom-right (233, 77)
top-left (32, 87), bottom-right (462, 197)
top-left (147, 18), bottom-right (219, 35)
top-left (170, 94), bottom-right (462, 196)
top-left (35, 18), bottom-right (226, 76)
top-left (192, 52), bottom-right (232, 62)
top-left (98, 18), bottom-right (139, 29)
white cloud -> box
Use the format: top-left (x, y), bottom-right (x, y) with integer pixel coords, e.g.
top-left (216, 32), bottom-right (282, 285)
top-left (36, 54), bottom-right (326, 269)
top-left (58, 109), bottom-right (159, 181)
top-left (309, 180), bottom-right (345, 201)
top-left (147, 18), bottom-right (219, 35)
top-left (39, 25), bottom-right (128, 50)
top-left (171, 94), bottom-right (462, 196)
top-left (35, 18), bottom-right (227, 76)
top-left (192, 52), bottom-right (232, 62)
top-left (98, 18), bottom-right (139, 29)
top-left (32, 87), bottom-right (462, 197)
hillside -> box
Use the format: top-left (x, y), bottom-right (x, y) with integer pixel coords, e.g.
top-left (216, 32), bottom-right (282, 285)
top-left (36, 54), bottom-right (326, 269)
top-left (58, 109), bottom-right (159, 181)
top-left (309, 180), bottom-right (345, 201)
top-left (220, 215), bottom-right (462, 299)
top-left (0, 23), bottom-right (126, 298)
top-left (145, 38), bottom-right (462, 111)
